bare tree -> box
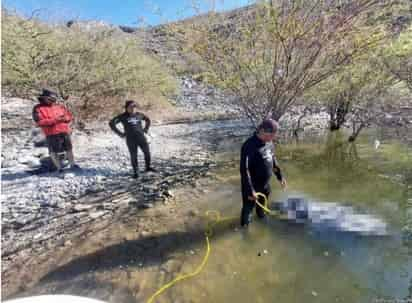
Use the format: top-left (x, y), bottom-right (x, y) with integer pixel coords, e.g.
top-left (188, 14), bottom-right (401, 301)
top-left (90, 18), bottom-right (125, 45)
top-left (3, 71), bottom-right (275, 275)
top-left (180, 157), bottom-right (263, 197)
top-left (306, 45), bottom-right (400, 139)
top-left (381, 25), bottom-right (412, 93)
top-left (180, 0), bottom-right (385, 125)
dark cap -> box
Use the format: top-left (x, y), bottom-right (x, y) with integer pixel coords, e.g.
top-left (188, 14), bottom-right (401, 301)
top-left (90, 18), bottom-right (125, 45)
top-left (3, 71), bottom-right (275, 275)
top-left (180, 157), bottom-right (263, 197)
top-left (38, 88), bottom-right (58, 99)
top-left (125, 100), bottom-right (136, 109)
top-left (257, 119), bottom-right (279, 133)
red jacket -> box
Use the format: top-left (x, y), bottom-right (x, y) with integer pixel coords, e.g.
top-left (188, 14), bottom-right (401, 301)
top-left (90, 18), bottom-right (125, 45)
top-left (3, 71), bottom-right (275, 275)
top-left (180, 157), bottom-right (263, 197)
top-left (32, 103), bottom-right (73, 136)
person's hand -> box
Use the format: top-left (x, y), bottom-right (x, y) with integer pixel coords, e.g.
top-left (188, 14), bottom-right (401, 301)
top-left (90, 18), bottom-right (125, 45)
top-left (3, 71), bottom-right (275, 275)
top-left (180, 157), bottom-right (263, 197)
top-left (280, 179), bottom-right (287, 191)
top-left (248, 191), bottom-right (257, 201)
top-left (56, 115), bottom-right (66, 122)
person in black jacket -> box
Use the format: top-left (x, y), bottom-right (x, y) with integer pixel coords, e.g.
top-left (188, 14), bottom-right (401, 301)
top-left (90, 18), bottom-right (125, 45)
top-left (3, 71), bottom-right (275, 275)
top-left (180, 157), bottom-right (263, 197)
top-left (109, 100), bottom-right (156, 178)
top-left (240, 119), bottom-right (287, 226)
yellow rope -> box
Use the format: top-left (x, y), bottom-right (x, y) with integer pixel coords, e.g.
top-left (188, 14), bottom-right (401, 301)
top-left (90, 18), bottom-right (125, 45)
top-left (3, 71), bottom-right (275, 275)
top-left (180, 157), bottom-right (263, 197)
top-left (254, 192), bottom-right (272, 214)
top-left (146, 236), bottom-right (211, 303)
top-left (146, 192), bottom-right (273, 303)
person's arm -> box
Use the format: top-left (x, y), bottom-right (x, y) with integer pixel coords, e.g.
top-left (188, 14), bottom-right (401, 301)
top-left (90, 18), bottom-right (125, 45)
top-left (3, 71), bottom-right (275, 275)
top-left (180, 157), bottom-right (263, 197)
top-left (273, 154), bottom-right (287, 189)
top-left (141, 113), bottom-right (151, 133)
top-left (32, 106), bottom-right (56, 126)
top-left (55, 105), bottom-right (73, 123)
top-left (62, 106), bottom-right (73, 123)
top-left (240, 144), bottom-right (256, 199)
top-left (272, 155), bottom-right (283, 181)
top-left (109, 114), bottom-right (126, 137)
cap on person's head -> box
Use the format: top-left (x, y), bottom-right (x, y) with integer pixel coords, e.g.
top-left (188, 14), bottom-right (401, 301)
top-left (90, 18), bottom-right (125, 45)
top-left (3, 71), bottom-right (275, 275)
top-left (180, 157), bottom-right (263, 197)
top-left (38, 88), bottom-right (58, 102)
top-left (125, 100), bottom-right (136, 109)
top-left (257, 119), bottom-right (279, 133)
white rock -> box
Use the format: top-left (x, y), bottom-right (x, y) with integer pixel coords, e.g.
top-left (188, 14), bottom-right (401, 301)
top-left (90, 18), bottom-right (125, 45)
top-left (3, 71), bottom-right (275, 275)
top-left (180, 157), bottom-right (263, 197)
top-left (89, 211), bottom-right (106, 219)
top-left (311, 291), bottom-right (318, 297)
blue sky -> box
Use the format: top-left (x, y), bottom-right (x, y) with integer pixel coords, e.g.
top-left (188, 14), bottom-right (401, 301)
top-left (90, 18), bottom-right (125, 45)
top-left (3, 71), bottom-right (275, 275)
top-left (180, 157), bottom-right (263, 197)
top-left (3, 0), bottom-right (253, 26)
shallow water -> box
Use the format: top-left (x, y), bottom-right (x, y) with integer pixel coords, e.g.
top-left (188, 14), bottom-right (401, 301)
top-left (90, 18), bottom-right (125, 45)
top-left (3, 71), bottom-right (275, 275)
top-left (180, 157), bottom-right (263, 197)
top-left (181, 174), bottom-right (410, 303)
top-left (12, 130), bottom-right (412, 303)
top-left (167, 131), bottom-right (412, 302)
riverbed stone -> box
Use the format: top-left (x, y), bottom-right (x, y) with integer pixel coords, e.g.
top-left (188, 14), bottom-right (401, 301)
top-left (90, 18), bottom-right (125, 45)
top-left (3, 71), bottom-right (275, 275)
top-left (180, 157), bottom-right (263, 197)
top-left (89, 211), bottom-right (107, 219)
top-left (140, 203), bottom-right (154, 209)
top-left (74, 204), bottom-right (94, 212)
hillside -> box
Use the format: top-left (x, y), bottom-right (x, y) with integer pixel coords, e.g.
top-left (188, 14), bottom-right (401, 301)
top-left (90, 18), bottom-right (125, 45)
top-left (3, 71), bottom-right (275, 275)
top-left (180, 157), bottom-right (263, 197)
top-left (132, 1), bottom-right (412, 75)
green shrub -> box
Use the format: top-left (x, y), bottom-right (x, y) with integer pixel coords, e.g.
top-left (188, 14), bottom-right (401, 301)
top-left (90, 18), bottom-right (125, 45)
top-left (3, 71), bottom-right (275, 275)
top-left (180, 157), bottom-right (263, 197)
top-left (2, 11), bottom-right (178, 119)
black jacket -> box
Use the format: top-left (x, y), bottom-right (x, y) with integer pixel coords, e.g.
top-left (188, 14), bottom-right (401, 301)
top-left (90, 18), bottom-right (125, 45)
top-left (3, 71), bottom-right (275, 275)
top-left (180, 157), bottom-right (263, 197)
top-left (109, 112), bottom-right (150, 138)
top-left (240, 133), bottom-right (283, 197)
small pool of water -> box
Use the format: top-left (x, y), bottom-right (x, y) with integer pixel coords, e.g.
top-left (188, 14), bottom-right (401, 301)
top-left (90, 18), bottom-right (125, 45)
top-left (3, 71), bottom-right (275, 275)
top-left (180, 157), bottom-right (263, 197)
top-left (170, 131), bottom-right (412, 302)
top-left (181, 170), bottom-right (410, 303)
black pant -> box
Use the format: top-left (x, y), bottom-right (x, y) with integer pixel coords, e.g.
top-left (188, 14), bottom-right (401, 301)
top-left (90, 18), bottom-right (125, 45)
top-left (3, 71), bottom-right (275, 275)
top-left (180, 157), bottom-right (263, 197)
top-left (46, 133), bottom-right (72, 153)
top-left (240, 187), bottom-right (270, 226)
top-left (126, 133), bottom-right (151, 174)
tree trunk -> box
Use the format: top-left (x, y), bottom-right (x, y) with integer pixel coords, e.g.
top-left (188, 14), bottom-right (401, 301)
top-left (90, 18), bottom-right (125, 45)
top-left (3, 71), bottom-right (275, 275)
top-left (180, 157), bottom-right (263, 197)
top-left (329, 120), bottom-right (341, 131)
top-left (348, 124), bottom-right (365, 142)
top-left (329, 100), bottom-right (350, 131)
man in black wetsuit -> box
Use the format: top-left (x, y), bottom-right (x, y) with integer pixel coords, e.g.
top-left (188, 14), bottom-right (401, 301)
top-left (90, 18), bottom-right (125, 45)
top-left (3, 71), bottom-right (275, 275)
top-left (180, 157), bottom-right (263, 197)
top-left (109, 100), bottom-right (156, 178)
top-left (240, 119), bottom-right (287, 226)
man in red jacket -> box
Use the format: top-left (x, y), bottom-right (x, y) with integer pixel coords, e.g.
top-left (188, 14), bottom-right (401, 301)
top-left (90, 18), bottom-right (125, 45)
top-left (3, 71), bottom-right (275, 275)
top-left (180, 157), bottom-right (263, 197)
top-left (32, 89), bottom-right (80, 172)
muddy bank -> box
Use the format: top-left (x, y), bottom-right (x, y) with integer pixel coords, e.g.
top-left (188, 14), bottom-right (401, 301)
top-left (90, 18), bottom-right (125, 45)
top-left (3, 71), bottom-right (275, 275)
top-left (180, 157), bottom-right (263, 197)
top-left (2, 176), bottom-right (228, 301)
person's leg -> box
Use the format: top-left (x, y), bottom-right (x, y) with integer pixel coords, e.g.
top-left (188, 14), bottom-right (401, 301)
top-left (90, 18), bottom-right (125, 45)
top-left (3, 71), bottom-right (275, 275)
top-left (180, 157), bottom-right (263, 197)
top-left (62, 134), bottom-right (81, 169)
top-left (66, 150), bottom-right (74, 165)
top-left (126, 138), bottom-right (139, 177)
top-left (47, 135), bottom-right (62, 171)
top-left (49, 152), bottom-right (61, 171)
top-left (241, 193), bottom-right (255, 227)
top-left (138, 135), bottom-right (153, 171)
